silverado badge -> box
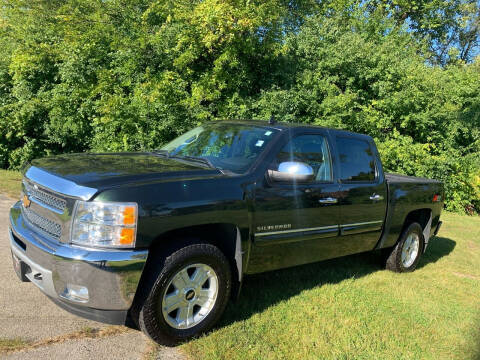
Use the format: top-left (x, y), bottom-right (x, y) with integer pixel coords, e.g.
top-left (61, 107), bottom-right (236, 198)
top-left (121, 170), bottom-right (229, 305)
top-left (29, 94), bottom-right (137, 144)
top-left (22, 194), bottom-right (31, 208)
top-left (257, 224), bottom-right (292, 232)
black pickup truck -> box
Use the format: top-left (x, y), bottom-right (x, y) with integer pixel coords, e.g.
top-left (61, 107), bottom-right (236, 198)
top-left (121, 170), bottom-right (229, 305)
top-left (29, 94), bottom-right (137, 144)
top-left (9, 121), bottom-right (443, 345)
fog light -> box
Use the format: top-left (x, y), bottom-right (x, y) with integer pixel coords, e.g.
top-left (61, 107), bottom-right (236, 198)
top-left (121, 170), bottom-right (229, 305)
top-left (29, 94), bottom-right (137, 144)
top-left (61, 284), bottom-right (89, 303)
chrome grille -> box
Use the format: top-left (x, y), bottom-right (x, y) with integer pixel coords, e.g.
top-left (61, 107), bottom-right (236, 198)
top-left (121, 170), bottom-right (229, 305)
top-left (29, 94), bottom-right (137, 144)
top-left (23, 180), bottom-right (67, 212)
top-left (21, 206), bottom-right (62, 239)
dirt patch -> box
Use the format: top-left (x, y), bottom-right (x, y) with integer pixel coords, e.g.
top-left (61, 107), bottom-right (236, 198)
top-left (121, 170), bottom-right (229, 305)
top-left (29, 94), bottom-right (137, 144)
top-left (466, 241), bottom-right (480, 251)
top-left (453, 272), bottom-right (479, 280)
top-left (0, 326), bottom-right (131, 355)
top-left (142, 340), bottom-right (189, 360)
top-left (142, 341), bottom-right (161, 360)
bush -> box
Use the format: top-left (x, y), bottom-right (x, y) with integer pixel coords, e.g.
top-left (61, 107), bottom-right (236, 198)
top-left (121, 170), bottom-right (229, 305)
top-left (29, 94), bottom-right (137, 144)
top-left (377, 134), bottom-right (480, 213)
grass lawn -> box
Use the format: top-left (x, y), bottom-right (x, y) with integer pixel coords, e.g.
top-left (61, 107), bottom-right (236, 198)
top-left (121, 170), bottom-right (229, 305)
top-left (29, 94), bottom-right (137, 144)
top-left (0, 169), bottom-right (21, 199)
top-left (183, 212), bottom-right (480, 360)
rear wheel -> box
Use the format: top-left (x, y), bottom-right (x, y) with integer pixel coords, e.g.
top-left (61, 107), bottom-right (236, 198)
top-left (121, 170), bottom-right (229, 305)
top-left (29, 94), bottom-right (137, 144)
top-left (385, 222), bottom-right (424, 272)
top-left (136, 242), bottom-right (231, 345)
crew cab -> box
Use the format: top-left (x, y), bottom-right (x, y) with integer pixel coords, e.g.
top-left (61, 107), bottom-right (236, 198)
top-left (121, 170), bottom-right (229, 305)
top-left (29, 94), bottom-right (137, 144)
top-left (8, 120), bottom-right (443, 345)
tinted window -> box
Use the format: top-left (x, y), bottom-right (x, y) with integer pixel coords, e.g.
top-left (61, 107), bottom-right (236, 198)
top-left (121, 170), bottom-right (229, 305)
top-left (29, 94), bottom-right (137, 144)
top-left (337, 137), bottom-right (376, 182)
top-left (275, 134), bottom-right (332, 181)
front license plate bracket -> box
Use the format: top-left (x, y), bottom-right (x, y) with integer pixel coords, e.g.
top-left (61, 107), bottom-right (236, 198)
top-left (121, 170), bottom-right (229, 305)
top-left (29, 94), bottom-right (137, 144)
top-left (11, 251), bottom-right (31, 282)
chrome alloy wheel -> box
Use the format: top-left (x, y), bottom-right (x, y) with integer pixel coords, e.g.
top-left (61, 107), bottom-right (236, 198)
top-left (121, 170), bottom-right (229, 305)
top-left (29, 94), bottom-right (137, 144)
top-left (401, 233), bottom-right (420, 268)
top-left (161, 263), bottom-right (219, 330)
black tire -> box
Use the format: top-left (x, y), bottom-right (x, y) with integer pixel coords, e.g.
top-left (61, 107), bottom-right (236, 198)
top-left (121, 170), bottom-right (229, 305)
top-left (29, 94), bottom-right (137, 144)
top-left (135, 241), bottom-right (231, 346)
top-left (385, 222), bottom-right (425, 272)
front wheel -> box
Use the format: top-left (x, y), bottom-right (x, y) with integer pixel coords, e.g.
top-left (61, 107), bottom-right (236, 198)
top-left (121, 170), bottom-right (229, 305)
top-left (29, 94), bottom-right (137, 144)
top-left (385, 222), bottom-right (425, 272)
top-left (137, 242), bottom-right (231, 345)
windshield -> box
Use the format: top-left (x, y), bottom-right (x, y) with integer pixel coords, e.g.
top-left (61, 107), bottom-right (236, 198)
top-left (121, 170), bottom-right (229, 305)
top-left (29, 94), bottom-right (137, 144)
top-left (160, 123), bottom-right (280, 173)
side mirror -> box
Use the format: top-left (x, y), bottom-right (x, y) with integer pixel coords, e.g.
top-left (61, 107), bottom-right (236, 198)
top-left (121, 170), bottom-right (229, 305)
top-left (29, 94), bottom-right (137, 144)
top-left (268, 161), bottom-right (315, 183)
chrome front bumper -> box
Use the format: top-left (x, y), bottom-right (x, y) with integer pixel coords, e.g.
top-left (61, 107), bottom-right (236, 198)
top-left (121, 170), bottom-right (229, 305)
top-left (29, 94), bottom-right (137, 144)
top-left (9, 201), bottom-right (148, 324)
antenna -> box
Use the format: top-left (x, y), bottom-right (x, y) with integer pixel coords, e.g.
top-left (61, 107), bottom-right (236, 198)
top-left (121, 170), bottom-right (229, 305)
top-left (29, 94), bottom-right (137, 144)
top-left (268, 115), bottom-right (276, 125)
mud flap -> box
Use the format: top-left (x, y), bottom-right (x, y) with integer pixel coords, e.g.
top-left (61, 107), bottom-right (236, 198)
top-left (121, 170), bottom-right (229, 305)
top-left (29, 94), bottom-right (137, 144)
top-left (422, 213), bottom-right (432, 252)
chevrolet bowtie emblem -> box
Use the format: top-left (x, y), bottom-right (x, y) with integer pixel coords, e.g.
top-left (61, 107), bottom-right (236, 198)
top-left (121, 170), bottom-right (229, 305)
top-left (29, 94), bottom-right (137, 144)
top-left (23, 194), bottom-right (31, 208)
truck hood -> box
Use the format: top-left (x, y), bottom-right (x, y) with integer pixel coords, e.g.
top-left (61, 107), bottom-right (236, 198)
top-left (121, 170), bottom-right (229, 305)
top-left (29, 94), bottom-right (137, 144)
top-left (26, 152), bottom-right (223, 191)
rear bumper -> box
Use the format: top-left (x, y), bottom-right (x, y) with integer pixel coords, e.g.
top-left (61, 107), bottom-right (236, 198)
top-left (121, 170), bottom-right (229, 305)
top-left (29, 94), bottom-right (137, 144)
top-left (9, 201), bottom-right (148, 325)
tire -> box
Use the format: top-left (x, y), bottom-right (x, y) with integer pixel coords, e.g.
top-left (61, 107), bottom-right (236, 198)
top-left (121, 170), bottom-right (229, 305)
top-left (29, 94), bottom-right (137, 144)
top-left (135, 241), bottom-right (231, 346)
top-left (385, 222), bottom-right (425, 272)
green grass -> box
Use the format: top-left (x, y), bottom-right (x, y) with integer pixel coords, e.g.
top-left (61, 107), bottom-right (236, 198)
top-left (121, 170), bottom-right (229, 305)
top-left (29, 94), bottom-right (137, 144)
top-left (0, 338), bottom-right (31, 353)
top-left (183, 213), bottom-right (480, 360)
top-left (0, 169), bottom-right (21, 199)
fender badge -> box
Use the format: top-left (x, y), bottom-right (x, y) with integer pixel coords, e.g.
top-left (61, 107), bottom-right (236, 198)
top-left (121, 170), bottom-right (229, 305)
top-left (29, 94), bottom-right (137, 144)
top-left (23, 194), bottom-right (31, 208)
top-left (257, 224), bottom-right (292, 232)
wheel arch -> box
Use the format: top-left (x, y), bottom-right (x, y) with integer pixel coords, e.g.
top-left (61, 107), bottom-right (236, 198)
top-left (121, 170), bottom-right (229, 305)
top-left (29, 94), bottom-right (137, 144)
top-left (144, 223), bottom-right (243, 298)
top-left (399, 208), bottom-right (433, 251)
top-left (402, 208), bottom-right (431, 229)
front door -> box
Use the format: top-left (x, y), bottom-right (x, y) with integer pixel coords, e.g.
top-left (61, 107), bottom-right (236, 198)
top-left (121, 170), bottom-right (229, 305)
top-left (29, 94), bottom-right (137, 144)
top-left (247, 132), bottom-right (341, 273)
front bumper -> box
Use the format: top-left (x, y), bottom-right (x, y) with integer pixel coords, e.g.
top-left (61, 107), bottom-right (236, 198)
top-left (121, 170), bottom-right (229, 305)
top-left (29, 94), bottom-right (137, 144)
top-left (9, 201), bottom-right (148, 324)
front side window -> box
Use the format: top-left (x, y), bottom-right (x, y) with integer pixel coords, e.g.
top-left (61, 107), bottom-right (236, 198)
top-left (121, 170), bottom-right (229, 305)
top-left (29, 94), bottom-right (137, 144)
top-left (274, 134), bottom-right (333, 182)
top-left (160, 123), bottom-right (279, 173)
top-left (336, 137), bottom-right (376, 182)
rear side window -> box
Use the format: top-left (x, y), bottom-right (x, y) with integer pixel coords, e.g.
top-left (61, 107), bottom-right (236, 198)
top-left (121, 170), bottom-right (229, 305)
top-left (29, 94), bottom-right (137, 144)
top-left (336, 137), bottom-right (376, 182)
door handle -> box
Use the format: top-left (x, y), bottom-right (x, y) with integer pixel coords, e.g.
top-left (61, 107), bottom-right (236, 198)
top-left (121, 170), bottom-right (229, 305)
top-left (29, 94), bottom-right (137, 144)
top-left (319, 197), bottom-right (338, 204)
top-left (369, 194), bottom-right (384, 201)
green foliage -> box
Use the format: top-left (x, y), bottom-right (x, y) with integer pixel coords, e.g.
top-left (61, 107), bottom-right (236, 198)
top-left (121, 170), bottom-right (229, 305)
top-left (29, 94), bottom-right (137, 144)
top-left (0, 0), bottom-right (479, 212)
top-left (377, 133), bottom-right (480, 213)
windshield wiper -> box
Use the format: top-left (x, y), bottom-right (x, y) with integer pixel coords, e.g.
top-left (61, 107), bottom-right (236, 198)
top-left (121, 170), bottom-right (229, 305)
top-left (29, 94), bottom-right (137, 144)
top-left (152, 149), bottom-right (170, 157)
top-left (170, 154), bottom-right (216, 169)
top-left (152, 150), bottom-right (216, 169)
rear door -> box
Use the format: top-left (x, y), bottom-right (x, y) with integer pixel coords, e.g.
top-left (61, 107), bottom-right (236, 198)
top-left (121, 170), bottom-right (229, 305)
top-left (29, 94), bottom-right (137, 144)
top-left (334, 134), bottom-right (387, 252)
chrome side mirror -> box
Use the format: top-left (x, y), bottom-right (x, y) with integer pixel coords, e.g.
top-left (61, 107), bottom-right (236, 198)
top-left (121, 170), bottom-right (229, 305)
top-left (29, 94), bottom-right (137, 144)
top-left (268, 161), bottom-right (314, 183)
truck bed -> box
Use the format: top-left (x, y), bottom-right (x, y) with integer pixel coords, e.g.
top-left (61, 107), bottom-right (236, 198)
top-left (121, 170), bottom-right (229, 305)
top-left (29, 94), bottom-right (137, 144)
top-left (385, 173), bottom-right (442, 184)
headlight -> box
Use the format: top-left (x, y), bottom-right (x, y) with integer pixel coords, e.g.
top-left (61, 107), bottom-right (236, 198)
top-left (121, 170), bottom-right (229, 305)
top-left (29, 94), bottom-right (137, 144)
top-left (71, 201), bottom-right (138, 248)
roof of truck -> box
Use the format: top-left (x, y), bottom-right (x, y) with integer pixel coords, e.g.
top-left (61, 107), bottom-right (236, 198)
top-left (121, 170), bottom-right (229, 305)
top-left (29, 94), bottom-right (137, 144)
top-left (216, 120), bottom-right (371, 138)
